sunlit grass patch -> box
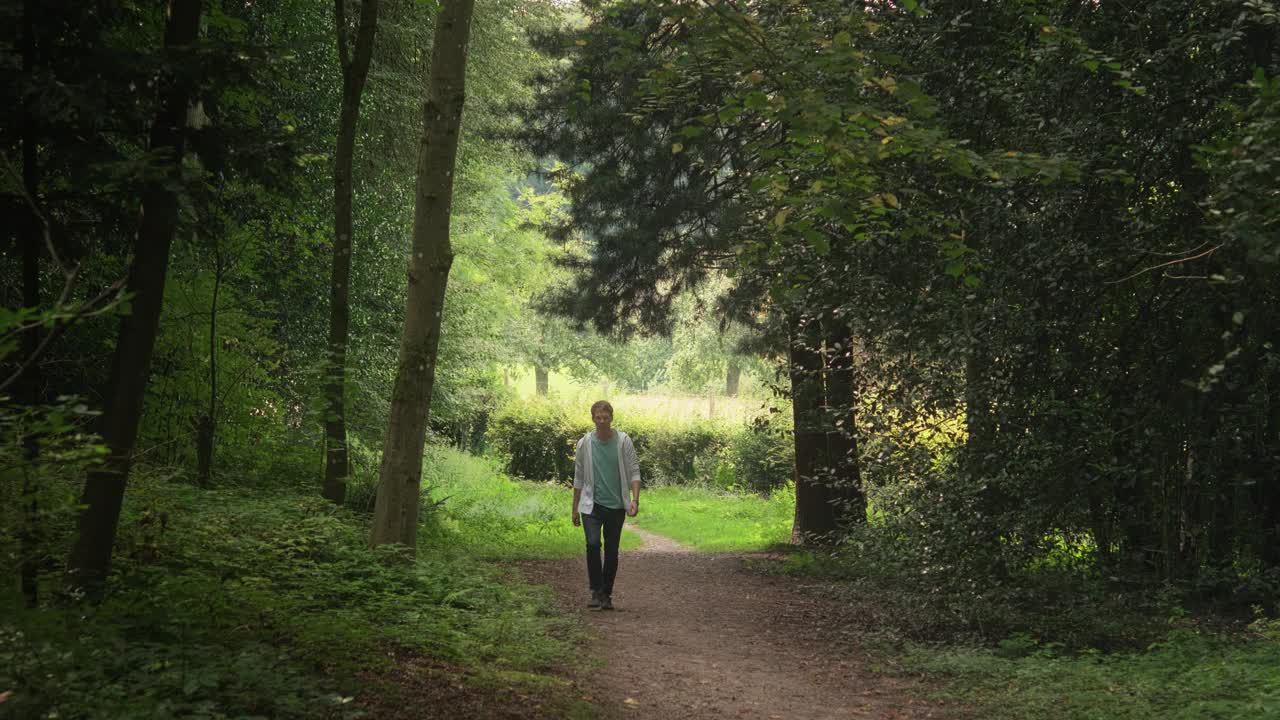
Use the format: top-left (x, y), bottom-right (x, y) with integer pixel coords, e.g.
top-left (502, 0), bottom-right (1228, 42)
top-left (504, 365), bottom-right (766, 422)
top-left (629, 484), bottom-right (794, 552)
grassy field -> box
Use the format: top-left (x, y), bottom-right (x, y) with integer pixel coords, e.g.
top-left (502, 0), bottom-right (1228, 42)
top-left (629, 484), bottom-right (794, 553)
top-left (504, 365), bottom-right (771, 423)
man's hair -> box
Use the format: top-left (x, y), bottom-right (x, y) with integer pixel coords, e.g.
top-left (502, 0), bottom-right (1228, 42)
top-left (590, 400), bottom-right (613, 417)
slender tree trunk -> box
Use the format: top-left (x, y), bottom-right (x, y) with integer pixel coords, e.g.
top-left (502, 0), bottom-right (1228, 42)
top-left (18, 0), bottom-right (41, 608)
top-left (371, 0), bottom-right (475, 551)
top-left (725, 358), bottom-right (741, 397)
top-left (196, 260), bottom-right (221, 487)
top-left (535, 365), bottom-right (548, 396)
top-left (67, 0), bottom-right (203, 592)
top-left (790, 331), bottom-right (835, 542)
top-left (324, 0), bottom-right (380, 505)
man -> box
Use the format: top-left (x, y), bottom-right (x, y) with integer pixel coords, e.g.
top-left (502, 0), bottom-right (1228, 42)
top-left (572, 400), bottom-right (640, 610)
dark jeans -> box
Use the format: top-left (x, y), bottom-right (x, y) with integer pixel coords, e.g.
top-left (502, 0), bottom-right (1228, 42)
top-left (583, 505), bottom-right (626, 596)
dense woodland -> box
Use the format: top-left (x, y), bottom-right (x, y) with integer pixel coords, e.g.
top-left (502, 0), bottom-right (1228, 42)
top-left (2, 0), bottom-right (1279, 718)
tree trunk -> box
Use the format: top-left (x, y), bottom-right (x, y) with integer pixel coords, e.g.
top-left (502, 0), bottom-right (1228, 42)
top-left (67, 0), bottom-right (203, 593)
top-left (725, 358), bottom-right (741, 397)
top-left (790, 332), bottom-right (836, 542)
top-left (18, 0), bottom-right (41, 608)
top-left (824, 334), bottom-right (865, 526)
top-left (371, 0), bottom-right (474, 551)
top-left (324, 0), bottom-right (380, 505)
top-left (197, 260), bottom-right (221, 488)
top-left (535, 365), bottom-right (549, 396)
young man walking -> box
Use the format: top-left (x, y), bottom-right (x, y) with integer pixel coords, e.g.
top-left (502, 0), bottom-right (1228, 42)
top-left (572, 400), bottom-right (640, 610)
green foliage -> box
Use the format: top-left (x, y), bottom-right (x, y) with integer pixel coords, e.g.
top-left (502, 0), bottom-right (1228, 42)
top-left (529, 0), bottom-right (1280, 601)
top-left (727, 410), bottom-right (795, 495)
top-left (0, 464), bottom-right (579, 718)
top-left (621, 414), bottom-right (730, 486)
top-left (487, 397), bottom-right (580, 482)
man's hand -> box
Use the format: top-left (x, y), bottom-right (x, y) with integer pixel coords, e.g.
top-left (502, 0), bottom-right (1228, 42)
top-left (572, 510), bottom-right (581, 527)
top-left (627, 500), bottom-right (638, 517)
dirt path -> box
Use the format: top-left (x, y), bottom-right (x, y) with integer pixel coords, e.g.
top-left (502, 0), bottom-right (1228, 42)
top-left (519, 526), bottom-right (952, 720)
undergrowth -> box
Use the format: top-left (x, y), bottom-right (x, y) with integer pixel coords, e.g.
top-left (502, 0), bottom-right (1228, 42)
top-left (0, 457), bottom-right (583, 720)
top-left (421, 447), bottom-right (640, 559)
top-left (907, 627), bottom-right (1280, 719)
top-left (754, 532), bottom-right (1280, 720)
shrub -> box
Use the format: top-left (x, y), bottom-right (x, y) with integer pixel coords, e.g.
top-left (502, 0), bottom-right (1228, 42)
top-left (729, 410), bottom-right (794, 494)
top-left (622, 415), bottom-right (731, 486)
top-left (487, 398), bottom-right (578, 482)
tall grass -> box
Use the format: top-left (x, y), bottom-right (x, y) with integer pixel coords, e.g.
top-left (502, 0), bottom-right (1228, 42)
top-left (504, 365), bottom-right (771, 423)
top-left (422, 446), bottom-right (640, 559)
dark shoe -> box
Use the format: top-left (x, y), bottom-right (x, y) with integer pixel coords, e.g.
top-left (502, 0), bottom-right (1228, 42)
top-left (599, 594), bottom-right (613, 611)
top-left (587, 591), bottom-right (601, 609)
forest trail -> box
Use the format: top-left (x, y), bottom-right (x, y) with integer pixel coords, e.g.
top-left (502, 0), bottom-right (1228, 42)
top-left (519, 526), bottom-right (953, 720)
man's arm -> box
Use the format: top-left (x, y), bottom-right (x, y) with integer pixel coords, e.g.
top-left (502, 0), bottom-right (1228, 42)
top-left (624, 435), bottom-right (641, 516)
top-left (572, 437), bottom-right (585, 526)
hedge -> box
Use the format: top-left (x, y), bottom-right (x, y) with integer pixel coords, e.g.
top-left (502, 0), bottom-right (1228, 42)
top-left (486, 399), bottom-right (793, 494)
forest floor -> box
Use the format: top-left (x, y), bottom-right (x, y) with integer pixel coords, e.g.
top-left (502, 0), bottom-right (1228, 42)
top-left (514, 526), bottom-right (957, 720)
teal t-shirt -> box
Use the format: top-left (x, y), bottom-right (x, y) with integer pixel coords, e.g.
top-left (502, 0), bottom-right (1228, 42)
top-left (590, 432), bottom-right (624, 510)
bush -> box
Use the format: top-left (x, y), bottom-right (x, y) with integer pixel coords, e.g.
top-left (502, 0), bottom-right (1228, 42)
top-left (729, 410), bottom-right (794, 494)
top-left (487, 398), bottom-right (579, 482)
top-left (622, 415), bottom-right (731, 486)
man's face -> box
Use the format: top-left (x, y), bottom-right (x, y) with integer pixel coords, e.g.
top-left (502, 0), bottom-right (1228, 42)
top-left (592, 409), bottom-right (613, 433)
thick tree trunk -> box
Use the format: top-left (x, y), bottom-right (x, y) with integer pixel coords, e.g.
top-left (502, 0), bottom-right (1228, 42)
top-left (725, 358), bottom-right (741, 397)
top-left (371, 0), bottom-right (474, 551)
top-left (790, 332), bottom-right (836, 542)
top-left (324, 0), bottom-right (380, 505)
top-left (535, 365), bottom-right (549, 396)
top-left (67, 0), bottom-right (203, 592)
top-left (823, 335), bottom-right (865, 526)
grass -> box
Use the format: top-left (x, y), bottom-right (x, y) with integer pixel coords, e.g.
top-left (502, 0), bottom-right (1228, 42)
top-left (907, 629), bottom-right (1280, 719)
top-left (504, 365), bottom-right (769, 423)
top-left (420, 446), bottom-right (641, 559)
top-left (628, 483), bottom-right (794, 552)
